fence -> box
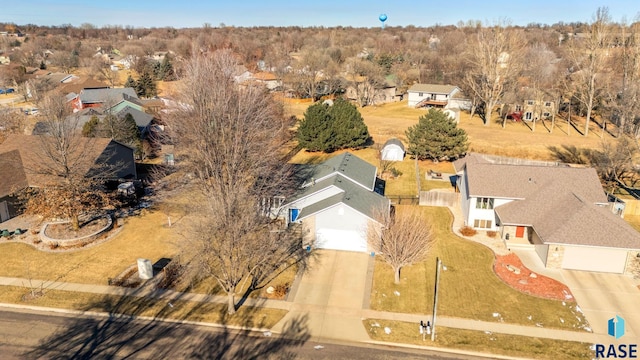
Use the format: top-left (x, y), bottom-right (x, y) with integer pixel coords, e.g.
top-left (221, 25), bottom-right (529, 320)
top-left (419, 191), bottom-right (459, 207)
top-left (386, 195), bottom-right (420, 205)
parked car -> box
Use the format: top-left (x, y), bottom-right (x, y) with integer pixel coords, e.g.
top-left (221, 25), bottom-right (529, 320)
top-left (0, 88), bottom-right (14, 94)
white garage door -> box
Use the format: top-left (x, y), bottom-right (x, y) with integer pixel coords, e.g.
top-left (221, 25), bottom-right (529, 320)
top-left (315, 228), bottom-right (367, 252)
top-left (562, 246), bottom-right (627, 273)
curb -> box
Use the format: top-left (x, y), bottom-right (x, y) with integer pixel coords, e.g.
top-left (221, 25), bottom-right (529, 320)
top-left (364, 340), bottom-right (535, 360)
top-left (0, 302), bottom-right (274, 335)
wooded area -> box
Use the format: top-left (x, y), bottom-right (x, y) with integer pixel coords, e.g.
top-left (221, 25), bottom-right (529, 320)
top-left (1, 7), bottom-right (640, 140)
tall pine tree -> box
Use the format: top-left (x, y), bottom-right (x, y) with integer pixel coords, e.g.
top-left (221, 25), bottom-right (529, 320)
top-left (124, 75), bottom-right (136, 89)
top-left (296, 99), bottom-right (370, 152)
top-left (329, 98), bottom-right (369, 149)
top-left (406, 108), bottom-right (468, 161)
top-left (297, 102), bottom-right (335, 152)
top-left (135, 69), bottom-right (157, 98)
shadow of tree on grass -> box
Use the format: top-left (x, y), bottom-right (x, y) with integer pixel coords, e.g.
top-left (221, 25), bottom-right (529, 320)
top-left (25, 286), bottom-right (309, 359)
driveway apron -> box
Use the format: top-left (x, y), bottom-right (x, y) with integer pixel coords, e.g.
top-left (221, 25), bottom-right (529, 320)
top-left (559, 270), bottom-right (640, 339)
top-left (272, 250), bottom-right (371, 341)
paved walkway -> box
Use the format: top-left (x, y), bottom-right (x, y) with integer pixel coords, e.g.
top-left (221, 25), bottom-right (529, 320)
top-left (0, 271), bottom-right (611, 346)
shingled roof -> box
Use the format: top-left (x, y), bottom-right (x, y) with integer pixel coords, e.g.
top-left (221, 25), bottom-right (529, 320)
top-left (285, 152), bottom-right (388, 222)
top-left (457, 154), bottom-right (640, 249)
top-left (407, 84), bottom-right (459, 94)
top-left (0, 134), bottom-right (116, 189)
top-left (301, 152), bottom-right (377, 191)
top-left (495, 182), bottom-right (640, 249)
top-left (462, 160), bottom-right (606, 204)
top-left (0, 150), bottom-right (28, 198)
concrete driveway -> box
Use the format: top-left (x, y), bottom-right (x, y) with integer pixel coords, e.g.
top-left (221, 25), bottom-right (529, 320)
top-left (273, 249), bottom-right (372, 341)
top-left (514, 248), bottom-right (640, 340)
top-left (559, 270), bottom-right (640, 339)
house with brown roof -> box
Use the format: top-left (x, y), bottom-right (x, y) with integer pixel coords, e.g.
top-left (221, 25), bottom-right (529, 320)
top-left (0, 134), bottom-right (136, 223)
top-left (453, 153), bottom-right (640, 274)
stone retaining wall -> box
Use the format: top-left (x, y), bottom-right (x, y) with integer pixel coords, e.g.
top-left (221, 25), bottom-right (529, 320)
top-left (40, 216), bottom-right (113, 247)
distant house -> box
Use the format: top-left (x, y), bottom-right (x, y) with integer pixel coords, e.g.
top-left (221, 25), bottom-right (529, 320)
top-left (344, 76), bottom-right (402, 106)
top-left (0, 134), bottom-right (136, 222)
top-left (381, 138), bottom-right (405, 161)
top-left (280, 152), bottom-right (390, 252)
top-left (453, 153), bottom-right (640, 274)
top-left (250, 72), bottom-right (282, 90)
top-left (506, 99), bottom-right (556, 122)
top-left (72, 87), bottom-right (139, 111)
top-left (408, 84), bottom-right (461, 108)
top-left (115, 105), bottom-right (156, 138)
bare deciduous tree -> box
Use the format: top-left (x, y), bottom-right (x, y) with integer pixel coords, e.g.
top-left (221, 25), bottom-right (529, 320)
top-left (368, 206), bottom-right (435, 284)
top-left (23, 92), bottom-right (115, 230)
top-left (464, 22), bottom-right (525, 126)
top-left (566, 7), bottom-right (612, 137)
top-left (0, 108), bottom-right (26, 142)
top-left (166, 50), bottom-right (307, 315)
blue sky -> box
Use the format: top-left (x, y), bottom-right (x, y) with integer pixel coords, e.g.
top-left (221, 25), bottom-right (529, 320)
top-left (2, 1), bottom-right (639, 28)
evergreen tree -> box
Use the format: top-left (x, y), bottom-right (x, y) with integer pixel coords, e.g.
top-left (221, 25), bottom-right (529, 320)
top-left (124, 75), bottom-right (136, 89)
top-left (120, 113), bottom-right (142, 146)
top-left (135, 69), bottom-right (157, 98)
top-left (329, 98), bottom-right (370, 149)
top-left (406, 108), bottom-right (468, 161)
top-left (297, 102), bottom-right (335, 152)
top-left (296, 99), bottom-right (370, 152)
top-left (159, 55), bottom-right (175, 81)
top-left (82, 115), bottom-right (100, 137)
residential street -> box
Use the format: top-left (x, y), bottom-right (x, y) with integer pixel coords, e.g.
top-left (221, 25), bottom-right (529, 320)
top-left (0, 308), bottom-right (487, 360)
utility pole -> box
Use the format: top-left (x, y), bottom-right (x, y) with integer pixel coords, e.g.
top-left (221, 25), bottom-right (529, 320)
top-left (431, 257), bottom-right (442, 341)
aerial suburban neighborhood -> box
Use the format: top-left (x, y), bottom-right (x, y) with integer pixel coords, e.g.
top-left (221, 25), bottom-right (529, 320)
top-left (2, 3), bottom-right (640, 359)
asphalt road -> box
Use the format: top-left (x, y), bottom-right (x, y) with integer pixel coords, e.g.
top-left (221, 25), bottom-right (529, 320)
top-left (0, 308), bottom-right (489, 360)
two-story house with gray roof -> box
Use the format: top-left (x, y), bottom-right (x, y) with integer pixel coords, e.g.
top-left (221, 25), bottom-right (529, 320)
top-left (453, 153), bottom-right (640, 274)
top-left (281, 152), bottom-right (390, 252)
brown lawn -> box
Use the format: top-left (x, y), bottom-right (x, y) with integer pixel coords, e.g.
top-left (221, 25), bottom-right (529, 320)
top-left (285, 99), bottom-right (613, 162)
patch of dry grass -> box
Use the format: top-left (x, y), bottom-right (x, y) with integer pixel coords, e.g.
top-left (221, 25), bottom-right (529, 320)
top-left (0, 209), bottom-right (180, 284)
top-left (370, 206), bottom-right (590, 331)
top-left (285, 99), bottom-right (610, 162)
top-left (0, 285), bottom-right (287, 328)
top-left (364, 320), bottom-right (592, 360)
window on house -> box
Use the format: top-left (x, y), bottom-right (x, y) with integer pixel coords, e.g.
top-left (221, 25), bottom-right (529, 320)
top-left (473, 219), bottom-right (493, 228)
top-left (476, 197), bottom-right (494, 209)
top-left (524, 112), bottom-right (533, 120)
top-left (527, 100), bottom-right (535, 105)
top-left (543, 112), bottom-right (550, 118)
top-left (514, 105), bottom-right (522, 112)
top-left (418, 92), bottom-right (423, 97)
top-left (544, 101), bottom-right (552, 107)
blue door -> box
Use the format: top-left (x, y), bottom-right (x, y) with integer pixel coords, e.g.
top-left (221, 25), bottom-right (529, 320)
top-left (289, 208), bottom-right (300, 222)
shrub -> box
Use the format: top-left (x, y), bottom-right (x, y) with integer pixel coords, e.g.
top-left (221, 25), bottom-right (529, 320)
top-left (459, 226), bottom-right (477, 236)
top-left (390, 167), bottom-right (403, 178)
top-left (273, 283), bottom-right (289, 299)
top-left (486, 230), bottom-right (497, 238)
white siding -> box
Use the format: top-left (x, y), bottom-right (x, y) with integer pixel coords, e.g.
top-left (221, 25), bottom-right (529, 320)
top-left (381, 145), bottom-right (404, 161)
top-left (314, 204), bottom-right (369, 252)
top-left (467, 197), bottom-right (513, 230)
top-left (286, 186), bottom-right (343, 211)
top-left (458, 172), bottom-right (470, 225)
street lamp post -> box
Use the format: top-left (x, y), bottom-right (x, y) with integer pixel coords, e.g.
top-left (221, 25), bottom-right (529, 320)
top-left (431, 257), bottom-right (442, 341)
